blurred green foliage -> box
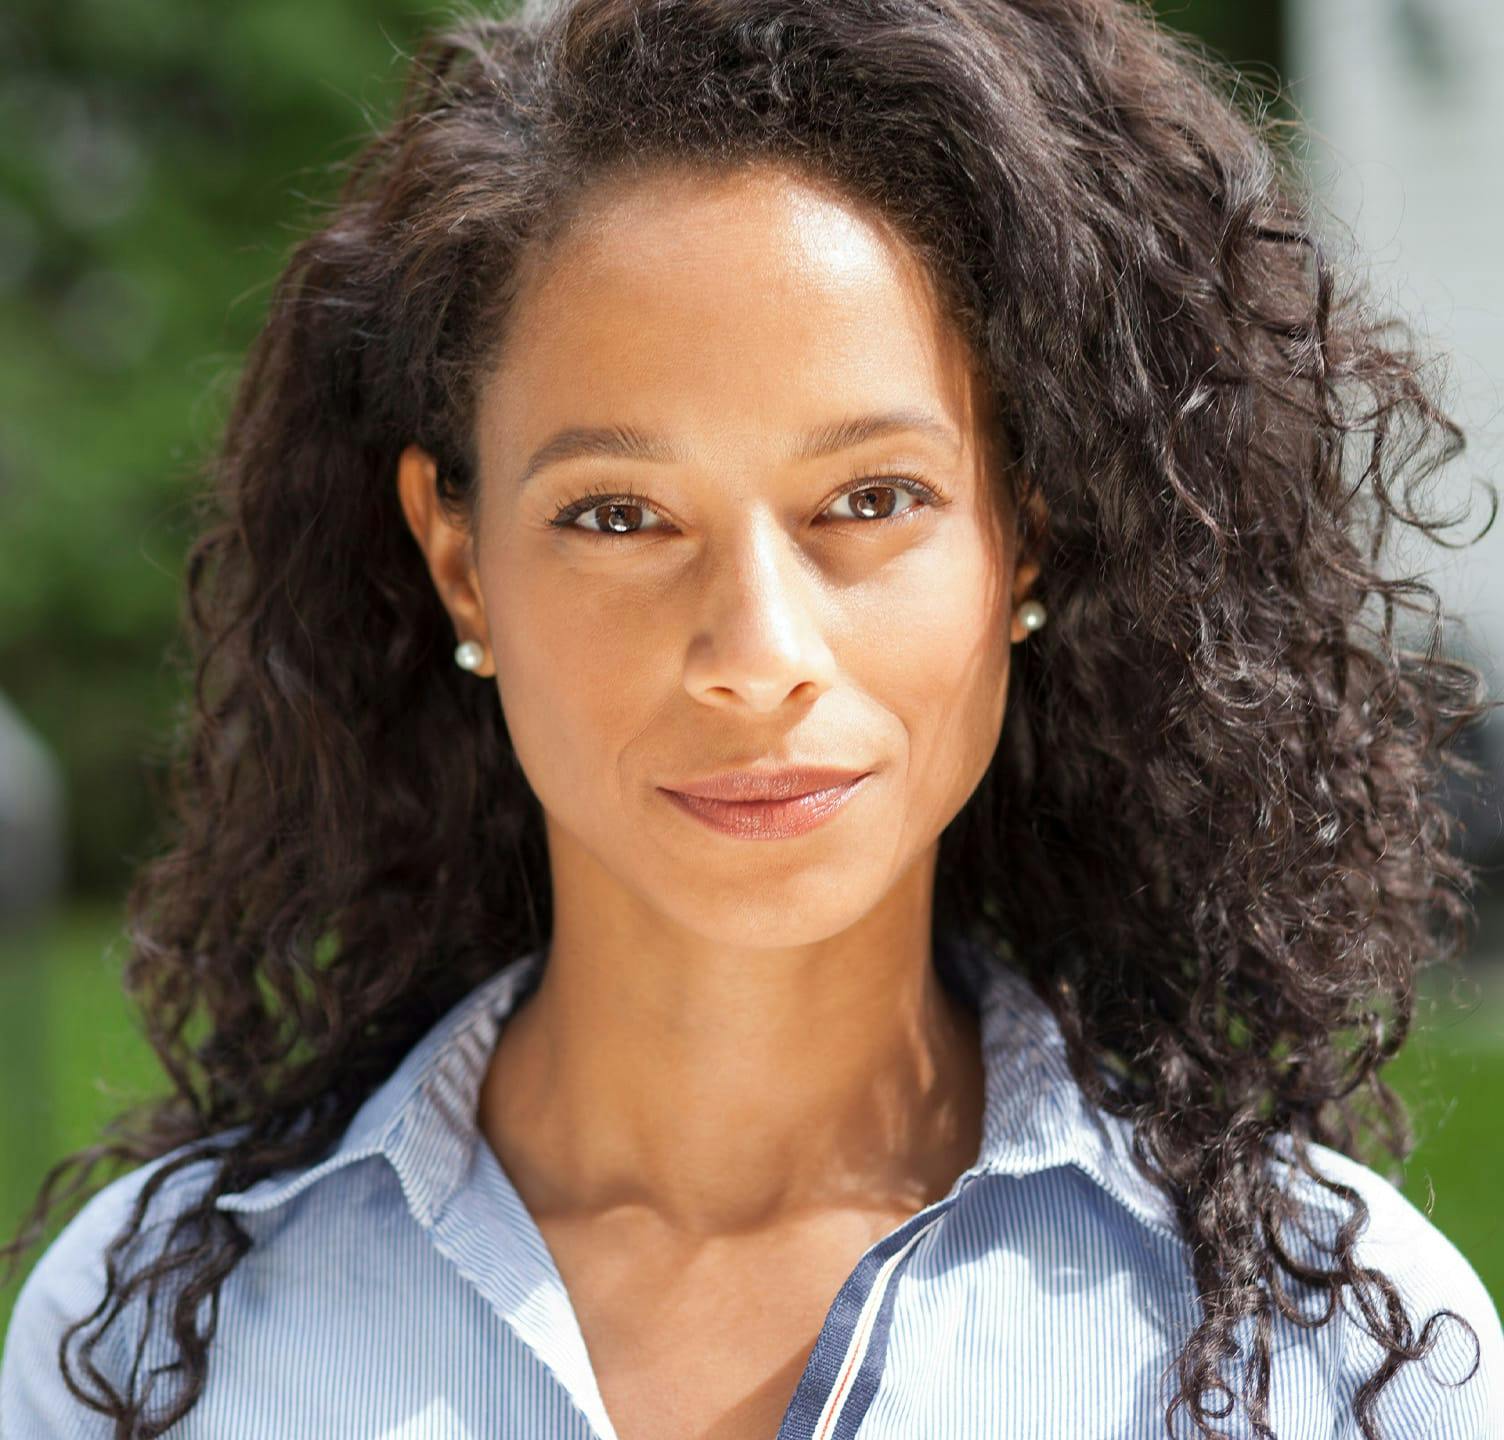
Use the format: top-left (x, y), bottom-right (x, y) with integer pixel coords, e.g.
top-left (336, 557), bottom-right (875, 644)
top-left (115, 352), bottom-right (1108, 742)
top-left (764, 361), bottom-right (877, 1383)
top-left (0, 0), bottom-right (1283, 896)
top-left (0, 0), bottom-right (449, 893)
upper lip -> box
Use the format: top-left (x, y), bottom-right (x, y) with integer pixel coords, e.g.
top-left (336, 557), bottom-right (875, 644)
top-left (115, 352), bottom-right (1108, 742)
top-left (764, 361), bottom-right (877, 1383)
top-left (661, 765), bottom-right (872, 802)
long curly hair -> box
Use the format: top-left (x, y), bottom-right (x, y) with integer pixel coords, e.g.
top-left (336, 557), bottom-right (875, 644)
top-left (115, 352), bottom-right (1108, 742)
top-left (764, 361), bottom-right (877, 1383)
top-left (4, 0), bottom-right (1495, 1435)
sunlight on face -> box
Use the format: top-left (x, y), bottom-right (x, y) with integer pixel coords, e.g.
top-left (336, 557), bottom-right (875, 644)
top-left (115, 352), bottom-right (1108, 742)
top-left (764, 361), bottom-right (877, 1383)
top-left (462, 161), bottom-right (1033, 943)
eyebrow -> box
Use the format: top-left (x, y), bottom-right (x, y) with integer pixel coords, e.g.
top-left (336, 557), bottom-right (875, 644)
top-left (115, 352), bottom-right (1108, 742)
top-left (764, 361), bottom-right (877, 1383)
top-left (515, 408), bottom-right (960, 487)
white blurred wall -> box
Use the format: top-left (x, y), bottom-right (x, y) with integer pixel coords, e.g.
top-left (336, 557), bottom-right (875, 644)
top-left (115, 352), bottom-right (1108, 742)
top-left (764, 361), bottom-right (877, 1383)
top-left (1286, 0), bottom-right (1504, 683)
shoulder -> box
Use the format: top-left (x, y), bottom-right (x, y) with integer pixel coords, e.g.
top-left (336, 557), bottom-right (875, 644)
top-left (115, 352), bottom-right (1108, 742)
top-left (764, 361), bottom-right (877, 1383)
top-left (1287, 1140), bottom-right (1503, 1439)
top-left (0, 1138), bottom-right (230, 1439)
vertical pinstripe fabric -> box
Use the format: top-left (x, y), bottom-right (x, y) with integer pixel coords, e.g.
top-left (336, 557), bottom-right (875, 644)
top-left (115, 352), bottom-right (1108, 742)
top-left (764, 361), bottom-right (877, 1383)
top-left (3, 933), bottom-right (1501, 1438)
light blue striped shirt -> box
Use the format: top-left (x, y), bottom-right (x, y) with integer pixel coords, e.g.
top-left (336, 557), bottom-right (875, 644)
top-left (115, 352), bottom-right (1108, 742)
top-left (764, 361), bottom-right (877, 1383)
top-left (3, 935), bottom-right (1501, 1438)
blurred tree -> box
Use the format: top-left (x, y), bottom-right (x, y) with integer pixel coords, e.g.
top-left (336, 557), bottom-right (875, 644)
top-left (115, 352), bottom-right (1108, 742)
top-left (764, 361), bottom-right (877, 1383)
top-left (0, 0), bottom-right (1285, 898)
top-left (0, 0), bottom-right (442, 892)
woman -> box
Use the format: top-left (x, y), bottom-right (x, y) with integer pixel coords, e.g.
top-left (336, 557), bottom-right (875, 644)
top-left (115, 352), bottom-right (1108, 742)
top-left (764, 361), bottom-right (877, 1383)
top-left (2, 0), bottom-right (1500, 1436)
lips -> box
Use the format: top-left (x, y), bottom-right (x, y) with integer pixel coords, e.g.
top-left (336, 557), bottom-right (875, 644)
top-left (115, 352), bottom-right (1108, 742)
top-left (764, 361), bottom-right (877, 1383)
top-left (660, 765), bottom-right (873, 802)
top-left (659, 772), bottom-right (872, 840)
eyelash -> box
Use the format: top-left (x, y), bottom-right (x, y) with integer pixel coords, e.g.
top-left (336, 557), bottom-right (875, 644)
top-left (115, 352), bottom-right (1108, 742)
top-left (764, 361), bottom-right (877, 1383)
top-left (546, 468), bottom-right (948, 539)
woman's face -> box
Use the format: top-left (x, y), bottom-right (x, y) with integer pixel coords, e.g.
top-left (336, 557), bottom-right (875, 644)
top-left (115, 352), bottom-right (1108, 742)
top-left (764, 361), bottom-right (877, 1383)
top-left (400, 162), bottom-right (1041, 945)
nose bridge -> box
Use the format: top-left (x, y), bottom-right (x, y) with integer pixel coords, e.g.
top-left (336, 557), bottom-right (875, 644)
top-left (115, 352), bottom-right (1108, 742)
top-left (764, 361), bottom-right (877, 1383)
top-left (687, 503), bottom-right (834, 706)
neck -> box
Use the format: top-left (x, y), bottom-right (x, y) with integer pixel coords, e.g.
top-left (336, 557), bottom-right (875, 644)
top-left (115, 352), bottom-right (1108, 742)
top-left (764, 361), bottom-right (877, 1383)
top-left (477, 853), bottom-right (984, 1237)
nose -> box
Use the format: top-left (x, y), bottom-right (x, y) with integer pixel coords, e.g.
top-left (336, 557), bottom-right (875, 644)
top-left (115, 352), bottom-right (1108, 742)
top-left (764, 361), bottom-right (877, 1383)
top-left (680, 514), bottom-right (839, 712)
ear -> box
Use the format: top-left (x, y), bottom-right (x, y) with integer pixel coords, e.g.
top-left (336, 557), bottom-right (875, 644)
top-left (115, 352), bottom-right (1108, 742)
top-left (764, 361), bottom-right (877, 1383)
top-left (1008, 488), bottom-right (1049, 645)
top-left (395, 443), bottom-right (494, 676)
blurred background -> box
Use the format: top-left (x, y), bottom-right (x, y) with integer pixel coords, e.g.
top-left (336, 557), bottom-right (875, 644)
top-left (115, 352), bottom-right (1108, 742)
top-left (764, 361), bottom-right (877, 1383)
top-left (1, 0), bottom-right (1501, 1335)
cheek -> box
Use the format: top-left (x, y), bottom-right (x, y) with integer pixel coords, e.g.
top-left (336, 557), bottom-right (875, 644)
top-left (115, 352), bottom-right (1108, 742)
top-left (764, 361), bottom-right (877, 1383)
top-left (482, 551), bottom-right (660, 803)
top-left (873, 535), bottom-right (1011, 810)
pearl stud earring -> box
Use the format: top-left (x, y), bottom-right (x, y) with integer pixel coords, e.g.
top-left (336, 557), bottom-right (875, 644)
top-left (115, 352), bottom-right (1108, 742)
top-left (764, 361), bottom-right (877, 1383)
top-left (1017, 598), bottom-right (1047, 633)
top-left (454, 640), bottom-right (486, 672)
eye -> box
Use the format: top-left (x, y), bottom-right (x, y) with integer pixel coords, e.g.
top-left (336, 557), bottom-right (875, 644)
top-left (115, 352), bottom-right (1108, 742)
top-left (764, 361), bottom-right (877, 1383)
top-left (547, 471), bottom-right (946, 539)
top-left (547, 491), bottom-right (670, 538)
top-left (824, 473), bottom-right (937, 524)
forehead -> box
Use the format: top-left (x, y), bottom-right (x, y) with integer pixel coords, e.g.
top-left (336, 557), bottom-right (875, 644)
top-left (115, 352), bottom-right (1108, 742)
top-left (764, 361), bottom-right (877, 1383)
top-left (478, 163), bottom-right (991, 463)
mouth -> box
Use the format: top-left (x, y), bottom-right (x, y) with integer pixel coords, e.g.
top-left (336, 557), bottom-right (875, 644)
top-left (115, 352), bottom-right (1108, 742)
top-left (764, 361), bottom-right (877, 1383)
top-left (657, 772), bottom-right (873, 840)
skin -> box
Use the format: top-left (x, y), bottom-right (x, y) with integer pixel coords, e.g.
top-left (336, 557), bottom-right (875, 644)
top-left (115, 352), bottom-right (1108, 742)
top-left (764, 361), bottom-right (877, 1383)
top-left (396, 160), bottom-right (1045, 1437)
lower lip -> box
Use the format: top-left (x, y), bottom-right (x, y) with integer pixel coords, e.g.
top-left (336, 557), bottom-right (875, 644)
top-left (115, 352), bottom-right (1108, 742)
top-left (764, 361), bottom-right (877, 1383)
top-left (659, 774), bottom-right (872, 840)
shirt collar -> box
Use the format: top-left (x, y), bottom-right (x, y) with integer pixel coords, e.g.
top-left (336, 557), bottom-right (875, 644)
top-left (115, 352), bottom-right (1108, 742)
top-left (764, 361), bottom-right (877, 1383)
top-left (215, 934), bottom-right (1179, 1238)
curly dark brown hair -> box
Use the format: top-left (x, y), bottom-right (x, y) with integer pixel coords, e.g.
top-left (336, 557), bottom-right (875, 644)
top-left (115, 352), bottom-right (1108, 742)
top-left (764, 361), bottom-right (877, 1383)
top-left (3, 0), bottom-right (1496, 1435)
